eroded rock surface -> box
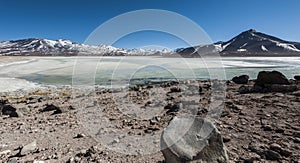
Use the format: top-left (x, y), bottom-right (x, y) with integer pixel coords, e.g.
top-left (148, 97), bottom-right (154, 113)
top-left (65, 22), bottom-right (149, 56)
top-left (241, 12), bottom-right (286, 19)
top-left (161, 117), bottom-right (228, 163)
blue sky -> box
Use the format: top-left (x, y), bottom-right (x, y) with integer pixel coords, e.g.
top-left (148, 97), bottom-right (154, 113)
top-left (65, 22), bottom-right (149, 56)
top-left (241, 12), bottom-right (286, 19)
top-left (1, 0), bottom-right (300, 49)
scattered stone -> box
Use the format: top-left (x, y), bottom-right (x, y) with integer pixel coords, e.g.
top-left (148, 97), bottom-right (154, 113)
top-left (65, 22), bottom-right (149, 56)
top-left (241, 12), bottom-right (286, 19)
top-left (1, 104), bottom-right (21, 117)
top-left (292, 90), bottom-right (300, 96)
top-left (270, 84), bottom-right (297, 92)
top-left (269, 143), bottom-right (281, 152)
top-left (170, 86), bottom-right (181, 93)
top-left (265, 149), bottom-right (281, 161)
top-left (0, 77), bottom-right (300, 162)
top-left (239, 85), bottom-right (251, 94)
top-left (41, 104), bottom-right (60, 112)
top-left (251, 84), bottom-right (264, 92)
top-left (255, 71), bottom-right (289, 86)
top-left (262, 125), bottom-right (273, 131)
top-left (161, 117), bottom-right (228, 163)
top-left (74, 133), bottom-right (86, 139)
top-left (130, 85), bottom-right (141, 91)
top-left (67, 157), bottom-right (75, 163)
top-left (41, 104), bottom-right (64, 115)
top-left (293, 137), bottom-right (300, 144)
top-left (232, 75), bottom-right (249, 84)
top-left (74, 146), bottom-right (97, 158)
top-left (243, 153), bottom-right (261, 163)
top-left (165, 103), bottom-right (183, 114)
top-left (150, 116), bottom-right (161, 124)
top-left (112, 139), bottom-right (119, 144)
top-left (275, 128), bottom-right (284, 133)
top-left (294, 75), bottom-right (300, 80)
top-left (0, 99), bottom-right (7, 105)
top-left (294, 132), bottom-right (300, 138)
top-left (52, 108), bottom-right (64, 115)
top-left (270, 143), bottom-right (292, 157)
top-left (222, 136), bottom-right (231, 143)
top-left (19, 140), bottom-right (37, 156)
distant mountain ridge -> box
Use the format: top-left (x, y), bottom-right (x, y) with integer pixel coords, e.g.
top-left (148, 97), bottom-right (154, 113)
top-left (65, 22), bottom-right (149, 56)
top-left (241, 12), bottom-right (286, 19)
top-left (0, 38), bottom-right (170, 56)
top-left (1, 29), bottom-right (300, 56)
top-left (176, 29), bottom-right (300, 56)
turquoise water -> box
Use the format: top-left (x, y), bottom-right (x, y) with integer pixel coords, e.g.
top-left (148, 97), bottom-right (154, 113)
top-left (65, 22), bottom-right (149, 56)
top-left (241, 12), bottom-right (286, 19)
top-left (1, 56), bottom-right (300, 86)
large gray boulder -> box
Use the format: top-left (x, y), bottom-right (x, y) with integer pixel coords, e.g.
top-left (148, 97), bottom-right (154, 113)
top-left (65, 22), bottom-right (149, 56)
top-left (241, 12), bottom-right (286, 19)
top-left (161, 117), bottom-right (228, 163)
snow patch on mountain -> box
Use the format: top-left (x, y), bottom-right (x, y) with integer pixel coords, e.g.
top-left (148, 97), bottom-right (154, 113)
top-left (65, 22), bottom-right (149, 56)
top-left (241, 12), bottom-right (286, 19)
top-left (222, 38), bottom-right (235, 49)
top-left (276, 43), bottom-right (300, 52)
top-left (0, 38), bottom-right (171, 56)
top-left (237, 49), bottom-right (247, 52)
top-left (261, 45), bottom-right (268, 51)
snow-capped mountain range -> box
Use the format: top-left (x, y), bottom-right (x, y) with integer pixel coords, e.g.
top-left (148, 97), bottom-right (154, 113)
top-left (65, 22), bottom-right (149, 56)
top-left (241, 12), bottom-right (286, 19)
top-left (176, 29), bottom-right (300, 56)
top-left (0, 38), bottom-right (170, 56)
top-left (0, 29), bottom-right (300, 56)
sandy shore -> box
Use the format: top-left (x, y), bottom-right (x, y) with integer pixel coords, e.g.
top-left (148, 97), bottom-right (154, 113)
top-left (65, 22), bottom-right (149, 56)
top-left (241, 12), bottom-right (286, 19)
top-left (0, 79), bottom-right (300, 162)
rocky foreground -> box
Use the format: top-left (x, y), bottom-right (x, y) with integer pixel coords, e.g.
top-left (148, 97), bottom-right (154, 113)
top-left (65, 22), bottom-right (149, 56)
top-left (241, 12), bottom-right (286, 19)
top-left (1, 71), bottom-right (300, 162)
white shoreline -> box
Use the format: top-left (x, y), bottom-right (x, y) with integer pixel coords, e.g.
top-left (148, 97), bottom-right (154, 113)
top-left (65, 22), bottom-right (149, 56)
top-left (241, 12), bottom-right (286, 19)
top-left (0, 77), bottom-right (42, 93)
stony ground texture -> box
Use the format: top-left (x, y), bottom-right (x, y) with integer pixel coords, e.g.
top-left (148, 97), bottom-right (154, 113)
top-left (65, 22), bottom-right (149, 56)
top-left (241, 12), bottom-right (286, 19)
top-left (0, 80), bottom-right (300, 163)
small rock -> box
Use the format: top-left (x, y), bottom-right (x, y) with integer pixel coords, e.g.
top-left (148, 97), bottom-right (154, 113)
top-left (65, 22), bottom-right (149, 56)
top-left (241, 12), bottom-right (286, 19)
top-left (112, 139), bottom-right (119, 144)
top-left (170, 87), bottom-right (181, 93)
top-left (294, 131), bottom-right (300, 138)
top-left (232, 75), bottom-right (249, 84)
top-left (279, 148), bottom-right (292, 157)
top-left (222, 136), bottom-right (231, 143)
top-left (41, 104), bottom-right (59, 112)
top-left (150, 116), bottom-right (161, 124)
top-left (239, 85), bottom-right (251, 94)
top-left (1, 105), bottom-right (21, 117)
top-left (248, 142), bottom-right (264, 155)
top-left (270, 143), bottom-right (281, 152)
top-left (294, 75), bottom-right (300, 80)
top-left (52, 108), bottom-right (64, 115)
top-left (67, 157), bottom-right (75, 163)
top-left (165, 103), bottom-right (183, 114)
top-left (75, 149), bottom-right (87, 157)
top-left (270, 143), bottom-right (292, 157)
top-left (292, 91), bottom-right (300, 97)
top-left (262, 125), bottom-right (273, 131)
top-left (19, 140), bottom-right (37, 156)
top-left (41, 104), bottom-right (64, 115)
top-left (265, 149), bottom-right (281, 161)
top-left (251, 84), bottom-right (264, 93)
top-left (74, 133), bottom-right (86, 139)
top-left (275, 128), bottom-right (285, 133)
top-left (270, 84), bottom-right (297, 92)
top-left (243, 153), bottom-right (261, 163)
top-left (293, 137), bottom-right (300, 143)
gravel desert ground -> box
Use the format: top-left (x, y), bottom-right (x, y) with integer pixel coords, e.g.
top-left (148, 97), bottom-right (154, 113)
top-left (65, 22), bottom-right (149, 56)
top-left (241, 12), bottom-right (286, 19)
top-left (1, 75), bottom-right (300, 162)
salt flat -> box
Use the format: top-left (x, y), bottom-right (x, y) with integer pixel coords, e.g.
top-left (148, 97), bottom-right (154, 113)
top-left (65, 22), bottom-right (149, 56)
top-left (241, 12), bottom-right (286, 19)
top-left (0, 56), bottom-right (300, 92)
